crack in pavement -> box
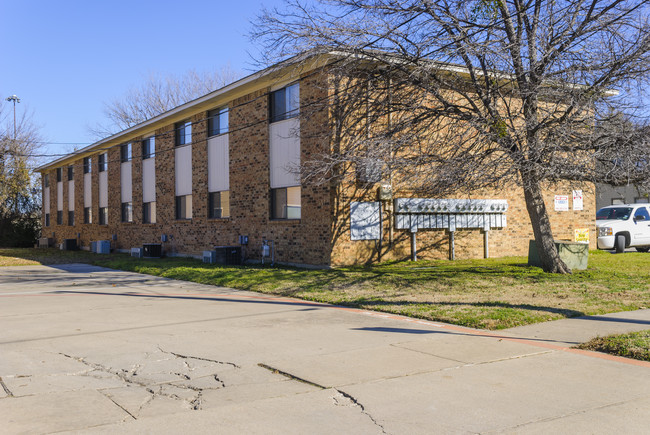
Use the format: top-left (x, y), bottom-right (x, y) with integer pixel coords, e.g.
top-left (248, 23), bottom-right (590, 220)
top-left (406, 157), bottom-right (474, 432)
top-left (157, 346), bottom-right (240, 369)
top-left (100, 391), bottom-right (137, 421)
top-left (0, 376), bottom-right (14, 397)
top-left (258, 363), bottom-right (388, 433)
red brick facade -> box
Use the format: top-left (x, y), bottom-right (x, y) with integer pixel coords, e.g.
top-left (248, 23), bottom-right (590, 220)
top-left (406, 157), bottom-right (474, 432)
top-left (39, 63), bottom-right (595, 266)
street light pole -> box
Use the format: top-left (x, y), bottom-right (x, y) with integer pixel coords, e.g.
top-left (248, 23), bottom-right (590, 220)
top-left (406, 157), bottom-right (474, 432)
top-left (5, 95), bottom-right (21, 140)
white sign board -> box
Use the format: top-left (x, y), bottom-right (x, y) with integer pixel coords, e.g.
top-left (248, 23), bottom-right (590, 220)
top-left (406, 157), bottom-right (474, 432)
top-left (554, 195), bottom-right (569, 211)
top-left (573, 190), bottom-right (583, 211)
top-left (350, 201), bottom-right (381, 240)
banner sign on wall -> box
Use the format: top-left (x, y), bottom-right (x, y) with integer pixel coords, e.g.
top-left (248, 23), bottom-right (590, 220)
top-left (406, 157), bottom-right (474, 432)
top-left (573, 190), bottom-right (583, 211)
top-left (554, 195), bottom-right (569, 211)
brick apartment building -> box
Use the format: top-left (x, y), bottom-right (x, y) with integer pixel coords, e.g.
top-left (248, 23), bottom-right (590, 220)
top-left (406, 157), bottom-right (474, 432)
top-left (36, 53), bottom-right (596, 266)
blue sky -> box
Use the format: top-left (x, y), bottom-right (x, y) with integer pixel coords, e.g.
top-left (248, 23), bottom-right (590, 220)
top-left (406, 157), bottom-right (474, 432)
top-left (0, 0), bottom-right (284, 159)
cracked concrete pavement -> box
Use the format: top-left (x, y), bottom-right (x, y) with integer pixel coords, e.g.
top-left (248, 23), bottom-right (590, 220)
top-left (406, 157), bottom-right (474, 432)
top-left (1, 264), bottom-right (649, 434)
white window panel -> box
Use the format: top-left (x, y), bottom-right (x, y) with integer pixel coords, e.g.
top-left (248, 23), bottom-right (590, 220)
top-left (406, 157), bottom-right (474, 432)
top-left (142, 157), bottom-right (156, 203)
top-left (44, 187), bottom-right (50, 212)
top-left (57, 182), bottom-right (63, 211)
top-left (121, 161), bottom-right (132, 203)
top-left (68, 180), bottom-right (75, 211)
top-left (208, 135), bottom-right (229, 192)
top-left (84, 173), bottom-right (92, 208)
top-left (175, 145), bottom-right (192, 196)
top-left (269, 118), bottom-right (300, 188)
top-left (99, 170), bottom-right (108, 208)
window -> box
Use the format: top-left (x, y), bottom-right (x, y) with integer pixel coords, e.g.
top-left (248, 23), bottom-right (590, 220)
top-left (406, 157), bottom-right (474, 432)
top-left (56, 168), bottom-right (62, 182)
top-left (45, 213), bottom-right (50, 227)
top-left (175, 121), bottom-right (192, 146)
top-left (98, 153), bottom-right (107, 172)
top-left (208, 107), bottom-right (229, 136)
top-left (142, 137), bottom-right (155, 159)
top-left (270, 83), bottom-right (299, 123)
top-left (270, 186), bottom-right (301, 219)
top-left (68, 210), bottom-right (74, 226)
top-left (208, 191), bottom-right (230, 218)
top-left (57, 210), bottom-right (63, 225)
top-left (143, 202), bottom-right (156, 224)
top-left (120, 143), bottom-right (132, 162)
top-left (68, 165), bottom-right (74, 180)
top-left (121, 202), bottom-right (133, 222)
top-left (175, 195), bottom-right (192, 219)
top-left (634, 207), bottom-right (650, 221)
top-left (43, 174), bottom-right (49, 188)
top-left (83, 157), bottom-right (91, 173)
top-left (84, 207), bottom-right (92, 224)
top-left (99, 207), bottom-right (108, 225)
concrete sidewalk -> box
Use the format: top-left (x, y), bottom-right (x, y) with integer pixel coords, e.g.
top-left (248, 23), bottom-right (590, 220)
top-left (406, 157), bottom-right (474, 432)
top-left (1, 264), bottom-right (649, 434)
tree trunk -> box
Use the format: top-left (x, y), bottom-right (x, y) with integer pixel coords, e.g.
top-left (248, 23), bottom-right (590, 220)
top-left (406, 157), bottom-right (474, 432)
top-left (520, 171), bottom-right (571, 274)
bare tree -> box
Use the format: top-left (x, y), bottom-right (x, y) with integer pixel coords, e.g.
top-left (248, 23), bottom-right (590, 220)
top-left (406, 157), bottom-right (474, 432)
top-left (89, 66), bottom-right (242, 137)
top-left (253, 0), bottom-right (650, 273)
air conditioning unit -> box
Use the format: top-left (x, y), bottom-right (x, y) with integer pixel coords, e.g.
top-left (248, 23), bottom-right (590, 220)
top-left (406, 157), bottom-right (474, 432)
top-left (214, 246), bottom-right (242, 265)
top-left (203, 250), bottom-right (216, 264)
top-left (97, 240), bottom-right (111, 254)
top-left (62, 239), bottom-right (78, 251)
top-left (90, 241), bottom-right (98, 253)
top-left (131, 248), bottom-right (143, 258)
top-left (38, 237), bottom-right (52, 248)
top-left (143, 243), bottom-right (162, 258)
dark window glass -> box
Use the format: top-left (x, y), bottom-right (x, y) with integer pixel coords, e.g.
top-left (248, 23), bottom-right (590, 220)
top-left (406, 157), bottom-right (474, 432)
top-left (143, 202), bottom-right (156, 224)
top-left (68, 165), bottom-right (74, 181)
top-left (634, 207), bottom-right (650, 221)
top-left (121, 202), bottom-right (133, 222)
top-left (43, 174), bottom-right (49, 188)
top-left (99, 207), bottom-right (108, 225)
top-left (175, 195), bottom-right (192, 219)
top-left (208, 107), bottom-right (229, 136)
top-left (597, 207), bottom-right (633, 221)
top-left (175, 121), bottom-right (192, 146)
top-left (142, 137), bottom-right (155, 159)
top-left (270, 186), bottom-right (301, 219)
top-left (57, 210), bottom-right (63, 225)
top-left (68, 210), bottom-right (74, 226)
top-left (120, 143), bottom-right (132, 162)
top-left (45, 213), bottom-right (50, 227)
top-left (83, 157), bottom-right (91, 173)
top-left (56, 168), bottom-right (62, 182)
top-left (84, 207), bottom-right (92, 224)
top-left (98, 153), bottom-right (107, 172)
top-left (269, 83), bottom-right (299, 123)
top-left (208, 191), bottom-right (230, 218)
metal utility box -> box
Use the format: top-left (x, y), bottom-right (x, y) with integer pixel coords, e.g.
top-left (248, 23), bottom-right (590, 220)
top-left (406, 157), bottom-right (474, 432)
top-left (203, 251), bottom-right (217, 264)
top-left (38, 237), bottom-right (53, 248)
top-left (143, 243), bottom-right (162, 258)
top-left (131, 248), bottom-right (143, 258)
top-left (528, 240), bottom-right (588, 270)
top-left (90, 241), bottom-right (97, 253)
top-left (214, 246), bottom-right (242, 265)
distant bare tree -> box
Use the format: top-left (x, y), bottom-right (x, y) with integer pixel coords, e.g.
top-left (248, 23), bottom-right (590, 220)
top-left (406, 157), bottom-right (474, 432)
top-left (253, 0), bottom-right (650, 273)
top-left (90, 66), bottom-right (242, 137)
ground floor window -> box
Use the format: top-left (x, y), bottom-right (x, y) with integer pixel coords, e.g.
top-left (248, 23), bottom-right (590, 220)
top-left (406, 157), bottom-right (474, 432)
top-left (208, 191), bottom-right (230, 218)
top-left (121, 202), bottom-right (133, 223)
top-left (99, 207), bottom-right (108, 225)
top-left (175, 195), bottom-right (192, 220)
top-left (143, 201), bottom-right (156, 224)
top-left (84, 207), bottom-right (92, 224)
top-left (45, 213), bottom-right (50, 227)
top-left (68, 211), bottom-right (74, 226)
top-left (57, 211), bottom-right (63, 225)
top-left (270, 186), bottom-right (301, 219)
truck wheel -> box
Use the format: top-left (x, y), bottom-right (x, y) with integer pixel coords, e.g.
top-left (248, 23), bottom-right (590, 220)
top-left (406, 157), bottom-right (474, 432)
top-left (615, 234), bottom-right (626, 253)
top-left (636, 247), bottom-right (650, 252)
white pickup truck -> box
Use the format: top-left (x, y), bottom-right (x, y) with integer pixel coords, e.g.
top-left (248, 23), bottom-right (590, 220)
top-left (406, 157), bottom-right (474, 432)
top-left (596, 204), bottom-right (650, 253)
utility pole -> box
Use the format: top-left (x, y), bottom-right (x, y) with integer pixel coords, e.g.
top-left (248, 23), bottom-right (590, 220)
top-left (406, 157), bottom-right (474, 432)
top-left (5, 95), bottom-right (20, 139)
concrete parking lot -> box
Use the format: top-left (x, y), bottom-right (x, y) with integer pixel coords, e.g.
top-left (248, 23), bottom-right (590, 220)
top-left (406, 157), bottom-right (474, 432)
top-left (1, 264), bottom-right (649, 434)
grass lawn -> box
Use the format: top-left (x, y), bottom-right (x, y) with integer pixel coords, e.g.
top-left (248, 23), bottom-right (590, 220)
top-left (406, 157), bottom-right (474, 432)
top-left (1, 247), bottom-right (649, 330)
top-left (577, 330), bottom-right (650, 362)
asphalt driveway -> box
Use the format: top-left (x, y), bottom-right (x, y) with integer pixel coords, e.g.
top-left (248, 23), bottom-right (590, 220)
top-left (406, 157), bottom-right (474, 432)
top-left (1, 264), bottom-right (649, 434)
